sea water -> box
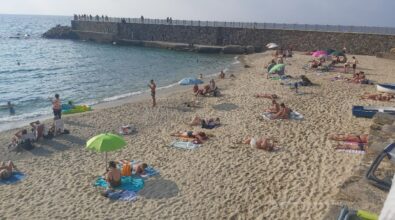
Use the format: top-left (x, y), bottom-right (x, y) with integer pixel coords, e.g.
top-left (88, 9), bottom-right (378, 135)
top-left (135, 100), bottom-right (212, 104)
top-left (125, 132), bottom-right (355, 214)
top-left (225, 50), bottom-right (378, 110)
top-left (0, 14), bottom-right (234, 131)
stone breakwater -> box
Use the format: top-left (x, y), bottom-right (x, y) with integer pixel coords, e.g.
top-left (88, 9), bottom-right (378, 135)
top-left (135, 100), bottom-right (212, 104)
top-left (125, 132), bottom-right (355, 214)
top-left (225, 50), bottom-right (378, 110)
top-left (44, 20), bottom-right (395, 55)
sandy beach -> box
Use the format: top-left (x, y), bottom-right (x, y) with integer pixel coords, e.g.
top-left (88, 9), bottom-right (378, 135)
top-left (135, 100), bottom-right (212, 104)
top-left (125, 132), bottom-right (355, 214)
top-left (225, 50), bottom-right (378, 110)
top-left (1, 51), bottom-right (394, 219)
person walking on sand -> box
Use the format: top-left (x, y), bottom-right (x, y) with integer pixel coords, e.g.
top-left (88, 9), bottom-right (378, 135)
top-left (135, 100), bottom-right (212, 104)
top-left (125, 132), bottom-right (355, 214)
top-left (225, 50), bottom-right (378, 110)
top-left (148, 80), bottom-right (156, 107)
top-left (351, 56), bottom-right (358, 74)
top-left (50, 94), bottom-right (62, 119)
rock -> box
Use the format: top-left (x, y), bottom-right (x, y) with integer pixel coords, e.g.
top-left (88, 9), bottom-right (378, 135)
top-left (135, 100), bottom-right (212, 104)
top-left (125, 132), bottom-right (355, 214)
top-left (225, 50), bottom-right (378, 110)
top-left (391, 48), bottom-right (395, 54)
top-left (42, 25), bottom-right (78, 39)
top-left (372, 113), bottom-right (395, 125)
top-left (222, 45), bottom-right (245, 54)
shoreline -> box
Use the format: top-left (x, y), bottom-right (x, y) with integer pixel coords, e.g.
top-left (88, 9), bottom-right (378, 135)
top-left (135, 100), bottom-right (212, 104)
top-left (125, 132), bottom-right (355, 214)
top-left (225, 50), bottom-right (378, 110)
top-left (0, 56), bottom-right (243, 133)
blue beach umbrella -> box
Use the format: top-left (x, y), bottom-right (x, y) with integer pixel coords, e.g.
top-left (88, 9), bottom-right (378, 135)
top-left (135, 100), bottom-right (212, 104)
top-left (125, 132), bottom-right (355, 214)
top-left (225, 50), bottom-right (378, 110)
top-left (178, 77), bottom-right (204, 86)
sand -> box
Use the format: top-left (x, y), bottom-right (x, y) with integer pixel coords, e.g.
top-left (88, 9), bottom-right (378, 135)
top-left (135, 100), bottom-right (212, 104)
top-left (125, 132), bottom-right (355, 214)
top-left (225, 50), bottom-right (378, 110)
top-left (1, 51), bottom-right (394, 219)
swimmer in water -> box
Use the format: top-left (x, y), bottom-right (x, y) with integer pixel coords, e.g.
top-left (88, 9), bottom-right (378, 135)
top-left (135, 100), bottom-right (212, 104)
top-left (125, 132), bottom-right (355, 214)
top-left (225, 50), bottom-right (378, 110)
top-left (1, 101), bottom-right (15, 115)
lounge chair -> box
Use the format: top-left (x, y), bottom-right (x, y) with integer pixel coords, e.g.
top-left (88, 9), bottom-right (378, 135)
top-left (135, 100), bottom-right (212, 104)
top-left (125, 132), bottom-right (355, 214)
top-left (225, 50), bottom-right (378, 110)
top-left (365, 143), bottom-right (395, 191)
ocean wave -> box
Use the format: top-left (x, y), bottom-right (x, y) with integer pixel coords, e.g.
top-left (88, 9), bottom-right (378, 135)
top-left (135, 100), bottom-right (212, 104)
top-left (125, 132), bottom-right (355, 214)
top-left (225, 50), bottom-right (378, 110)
top-left (102, 91), bottom-right (143, 102)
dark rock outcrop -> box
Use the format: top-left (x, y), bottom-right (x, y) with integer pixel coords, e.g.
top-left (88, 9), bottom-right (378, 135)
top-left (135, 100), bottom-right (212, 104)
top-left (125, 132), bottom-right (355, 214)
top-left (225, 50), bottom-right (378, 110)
top-left (42, 25), bottom-right (78, 39)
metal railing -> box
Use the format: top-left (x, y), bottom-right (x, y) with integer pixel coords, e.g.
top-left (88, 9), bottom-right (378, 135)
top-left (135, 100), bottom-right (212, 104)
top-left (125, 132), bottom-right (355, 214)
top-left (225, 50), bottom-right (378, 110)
top-left (73, 15), bottom-right (395, 35)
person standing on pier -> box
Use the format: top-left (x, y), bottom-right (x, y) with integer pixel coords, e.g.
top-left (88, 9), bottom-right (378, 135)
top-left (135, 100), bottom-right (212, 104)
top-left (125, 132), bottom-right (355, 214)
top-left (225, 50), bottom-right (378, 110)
top-left (148, 80), bottom-right (156, 107)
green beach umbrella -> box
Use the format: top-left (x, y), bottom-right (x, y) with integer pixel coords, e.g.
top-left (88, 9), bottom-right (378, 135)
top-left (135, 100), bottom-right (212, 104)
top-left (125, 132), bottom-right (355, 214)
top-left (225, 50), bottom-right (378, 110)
top-left (269, 64), bottom-right (285, 74)
top-left (86, 133), bottom-right (126, 168)
top-left (330, 50), bottom-right (345, 57)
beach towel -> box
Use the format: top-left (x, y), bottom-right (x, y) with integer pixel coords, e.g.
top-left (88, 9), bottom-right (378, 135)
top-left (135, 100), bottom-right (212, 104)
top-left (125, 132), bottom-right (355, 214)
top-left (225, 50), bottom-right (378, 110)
top-left (261, 111), bottom-right (304, 120)
top-left (0, 172), bottom-right (25, 185)
top-left (94, 176), bottom-right (144, 191)
top-left (169, 140), bottom-right (201, 150)
top-left (105, 190), bottom-right (139, 202)
top-left (336, 149), bottom-right (366, 154)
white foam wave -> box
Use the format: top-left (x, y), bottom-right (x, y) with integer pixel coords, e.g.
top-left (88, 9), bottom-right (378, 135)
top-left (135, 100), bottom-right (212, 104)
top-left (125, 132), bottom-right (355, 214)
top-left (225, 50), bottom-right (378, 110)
top-left (102, 91), bottom-right (143, 102)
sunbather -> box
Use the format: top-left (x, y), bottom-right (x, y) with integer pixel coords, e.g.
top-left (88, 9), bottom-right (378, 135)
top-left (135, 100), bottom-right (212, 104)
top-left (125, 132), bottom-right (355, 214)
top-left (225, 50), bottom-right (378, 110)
top-left (329, 133), bottom-right (368, 143)
top-left (104, 161), bottom-right (121, 188)
top-left (0, 161), bottom-right (17, 180)
top-left (266, 99), bottom-right (280, 113)
top-left (240, 136), bottom-right (278, 152)
top-left (335, 142), bottom-right (367, 151)
top-left (171, 131), bottom-right (208, 144)
top-left (30, 120), bottom-right (49, 140)
top-left (361, 93), bottom-right (394, 101)
top-left (118, 160), bottom-right (148, 176)
top-left (272, 103), bottom-right (292, 119)
top-left (254, 94), bottom-right (278, 99)
top-left (9, 129), bottom-right (35, 147)
top-left (201, 118), bottom-right (220, 129)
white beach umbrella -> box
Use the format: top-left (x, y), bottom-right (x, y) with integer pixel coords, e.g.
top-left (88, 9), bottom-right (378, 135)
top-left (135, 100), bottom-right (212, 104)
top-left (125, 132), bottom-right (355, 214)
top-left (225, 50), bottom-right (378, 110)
top-left (266, 43), bottom-right (279, 49)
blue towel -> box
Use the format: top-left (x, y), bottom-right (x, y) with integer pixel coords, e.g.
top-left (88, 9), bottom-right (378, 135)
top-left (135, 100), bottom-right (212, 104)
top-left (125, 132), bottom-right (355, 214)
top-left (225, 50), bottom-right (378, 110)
top-left (95, 176), bottom-right (144, 191)
top-left (106, 190), bottom-right (138, 201)
top-left (0, 172), bottom-right (25, 185)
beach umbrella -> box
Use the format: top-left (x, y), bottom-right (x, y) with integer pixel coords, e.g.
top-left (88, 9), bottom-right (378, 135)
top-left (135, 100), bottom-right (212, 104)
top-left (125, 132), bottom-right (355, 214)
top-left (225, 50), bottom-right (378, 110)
top-left (86, 133), bottom-right (126, 168)
top-left (178, 77), bottom-right (204, 86)
top-left (312, 50), bottom-right (327, 57)
top-left (269, 64), bottom-right (285, 74)
top-left (324, 48), bottom-right (335, 54)
top-left (330, 50), bottom-right (345, 57)
top-left (266, 43), bottom-right (278, 49)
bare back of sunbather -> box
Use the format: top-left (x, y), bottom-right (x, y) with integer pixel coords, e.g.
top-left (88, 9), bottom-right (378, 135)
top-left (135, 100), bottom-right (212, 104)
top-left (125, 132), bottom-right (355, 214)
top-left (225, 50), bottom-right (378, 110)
top-left (329, 134), bottom-right (368, 143)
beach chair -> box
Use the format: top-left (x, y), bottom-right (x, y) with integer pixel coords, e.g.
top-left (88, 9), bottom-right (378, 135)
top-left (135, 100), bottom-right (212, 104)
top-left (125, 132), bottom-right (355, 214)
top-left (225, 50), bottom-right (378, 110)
top-left (337, 206), bottom-right (378, 220)
top-left (365, 143), bottom-right (395, 191)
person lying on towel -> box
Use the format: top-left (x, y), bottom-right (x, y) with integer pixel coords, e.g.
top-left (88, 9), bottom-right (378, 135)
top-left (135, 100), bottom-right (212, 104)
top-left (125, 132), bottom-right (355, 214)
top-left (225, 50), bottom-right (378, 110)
top-left (329, 134), bottom-right (368, 143)
top-left (118, 160), bottom-right (148, 176)
top-left (272, 103), bottom-right (292, 119)
top-left (0, 161), bottom-right (17, 180)
top-left (171, 131), bottom-right (208, 144)
top-left (361, 93), bottom-right (394, 101)
top-left (239, 136), bottom-right (278, 152)
top-left (266, 100), bottom-right (280, 114)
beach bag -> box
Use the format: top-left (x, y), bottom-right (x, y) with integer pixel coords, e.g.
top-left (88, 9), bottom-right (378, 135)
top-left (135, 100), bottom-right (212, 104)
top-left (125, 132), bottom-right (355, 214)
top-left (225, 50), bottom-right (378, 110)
top-left (121, 163), bottom-right (132, 176)
top-left (20, 139), bottom-right (35, 151)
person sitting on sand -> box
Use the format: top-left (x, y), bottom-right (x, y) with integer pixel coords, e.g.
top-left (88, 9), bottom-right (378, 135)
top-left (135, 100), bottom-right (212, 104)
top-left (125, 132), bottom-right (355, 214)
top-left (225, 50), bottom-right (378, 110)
top-left (240, 136), bottom-right (278, 152)
top-left (335, 142), bottom-right (367, 151)
top-left (30, 120), bottom-right (49, 140)
top-left (10, 129), bottom-right (35, 147)
top-left (272, 103), bottom-right (292, 119)
top-left (219, 70), bottom-right (225, 79)
top-left (171, 131), bottom-right (208, 144)
top-left (254, 94), bottom-right (278, 99)
top-left (0, 161), bottom-right (17, 180)
top-left (329, 133), bottom-right (368, 143)
top-left (201, 118), bottom-right (220, 129)
top-left (209, 79), bottom-right (217, 91)
top-left (193, 84), bottom-right (204, 96)
top-left (266, 59), bottom-right (276, 72)
top-left (104, 161), bottom-right (121, 188)
top-left (266, 99), bottom-right (280, 113)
